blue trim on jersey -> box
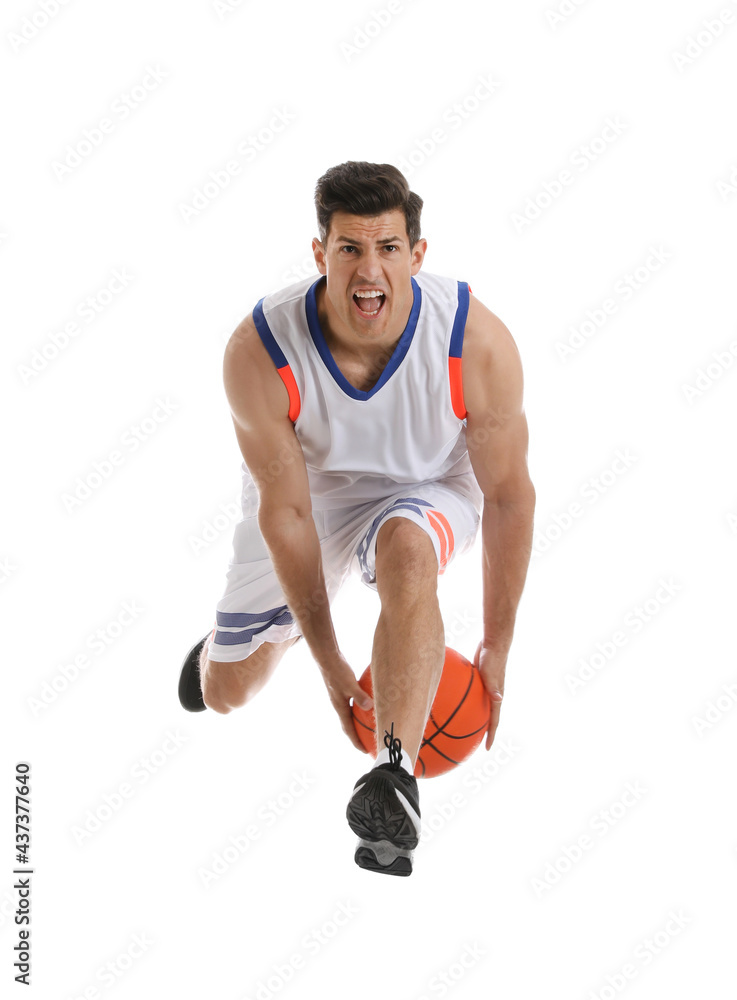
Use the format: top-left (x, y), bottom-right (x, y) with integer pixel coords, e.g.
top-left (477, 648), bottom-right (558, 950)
top-left (253, 298), bottom-right (289, 369)
top-left (214, 605), bottom-right (293, 646)
top-left (304, 276), bottom-right (422, 401)
top-left (449, 282), bottom-right (470, 359)
top-left (356, 496), bottom-right (434, 581)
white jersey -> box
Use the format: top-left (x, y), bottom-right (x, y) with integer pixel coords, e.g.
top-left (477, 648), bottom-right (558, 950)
top-left (245, 270), bottom-right (480, 512)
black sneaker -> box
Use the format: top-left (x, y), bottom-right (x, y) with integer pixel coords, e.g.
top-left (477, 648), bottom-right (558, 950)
top-left (346, 725), bottom-right (421, 876)
top-left (178, 634), bottom-right (210, 712)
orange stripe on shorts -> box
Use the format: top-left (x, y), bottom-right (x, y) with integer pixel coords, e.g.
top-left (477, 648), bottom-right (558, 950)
top-left (426, 509), bottom-right (455, 574)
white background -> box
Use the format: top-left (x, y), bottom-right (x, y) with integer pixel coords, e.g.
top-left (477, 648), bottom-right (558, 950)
top-left (3, 0), bottom-right (736, 997)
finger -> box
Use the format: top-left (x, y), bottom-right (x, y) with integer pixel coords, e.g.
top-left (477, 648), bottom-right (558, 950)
top-left (338, 702), bottom-right (368, 752)
top-left (485, 693), bottom-right (503, 750)
top-left (324, 681), bottom-right (368, 750)
top-left (485, 719), bottom-right (496, 751)
top-left (485, 701), bottom-right (501, 749)
top-left (349, 684), bottom-right (373, 712)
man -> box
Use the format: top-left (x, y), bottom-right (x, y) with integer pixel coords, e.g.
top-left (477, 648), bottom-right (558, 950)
top-left (178, 161), bottom-right (536, 876)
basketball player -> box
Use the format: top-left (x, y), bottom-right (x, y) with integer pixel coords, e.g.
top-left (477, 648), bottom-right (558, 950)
top-left (178, 162), bottom-right (536, 875)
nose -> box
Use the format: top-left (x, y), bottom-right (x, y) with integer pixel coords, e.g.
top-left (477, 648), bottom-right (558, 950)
top-left (355, 250), bottom-right (383, 283)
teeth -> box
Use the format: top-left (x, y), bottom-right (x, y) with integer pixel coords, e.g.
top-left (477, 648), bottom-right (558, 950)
top-left (354, 290), bottom-right (384, 298)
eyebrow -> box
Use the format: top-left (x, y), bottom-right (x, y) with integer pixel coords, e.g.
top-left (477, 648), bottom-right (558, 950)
top-left (334, 234), bottom-right (405, 245)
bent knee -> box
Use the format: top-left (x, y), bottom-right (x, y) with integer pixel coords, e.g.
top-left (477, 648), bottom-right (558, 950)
top-left (375, 518), bottom-right (439, 589)
top-left (201, 658), bottom-right (251, 714)
top-left (204, 697), bottom-right (233, 715)
top-left (376, 517), bottom-right (437, 569)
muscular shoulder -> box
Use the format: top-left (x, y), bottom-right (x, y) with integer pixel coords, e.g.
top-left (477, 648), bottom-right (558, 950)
top-left (462, 293), bottom-right (524, 414)
top-left (225, 312), bottom-right (259, 362)
top-left (463, 293), bottom-right (519, 367)
top-left (223, 312), bottom-right (290, 428)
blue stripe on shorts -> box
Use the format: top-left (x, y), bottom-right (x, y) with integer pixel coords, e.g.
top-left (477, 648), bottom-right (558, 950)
top-left (214, 605), bottom-right (293, 646)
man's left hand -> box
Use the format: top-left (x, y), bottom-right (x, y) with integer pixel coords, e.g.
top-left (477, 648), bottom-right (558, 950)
top-left (474, 642), bottom-right (506, 750)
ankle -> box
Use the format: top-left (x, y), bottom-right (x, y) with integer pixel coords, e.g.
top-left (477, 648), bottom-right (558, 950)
top-left (373, 744), bottom-right (415, 776)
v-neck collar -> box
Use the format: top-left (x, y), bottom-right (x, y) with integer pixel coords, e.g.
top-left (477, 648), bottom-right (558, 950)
top-left (304, 276), bottom-right (422, 400)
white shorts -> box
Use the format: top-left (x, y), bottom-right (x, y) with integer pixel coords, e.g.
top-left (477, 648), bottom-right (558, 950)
top-left (207, 476), bottom-right (482, 662)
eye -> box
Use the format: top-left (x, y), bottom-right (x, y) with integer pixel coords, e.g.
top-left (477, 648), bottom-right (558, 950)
top-left (383, 245), bottom-right (398, 252)
top-left (340, 245), bottom-right (357, 253)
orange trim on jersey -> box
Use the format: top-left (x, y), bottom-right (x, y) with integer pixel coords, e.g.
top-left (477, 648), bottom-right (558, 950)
top-left (277, 364), bottom-right (301, 422)
top-left (468, 285), bottom-right (473, 294)
top-left (426, 509), bottom-right (455, 574)
top-left (448, 356), bottom-right (467, 420)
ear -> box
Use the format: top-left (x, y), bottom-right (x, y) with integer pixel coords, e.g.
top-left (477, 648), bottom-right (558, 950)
top-left (312, 237), bottom-right (327, 276)
top-left (410, 237), bottom-right (427, 275)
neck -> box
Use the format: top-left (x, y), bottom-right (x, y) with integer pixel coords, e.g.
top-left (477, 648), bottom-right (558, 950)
top-left (315, 277), bottom-right (413, 360)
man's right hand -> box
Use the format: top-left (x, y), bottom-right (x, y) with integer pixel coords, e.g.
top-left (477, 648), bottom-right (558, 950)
top-left (318, 653), bottom-right (374, 753)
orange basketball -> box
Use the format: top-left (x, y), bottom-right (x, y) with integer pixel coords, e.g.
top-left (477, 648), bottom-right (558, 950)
top-left (351, 647), bottom-right (491, 778)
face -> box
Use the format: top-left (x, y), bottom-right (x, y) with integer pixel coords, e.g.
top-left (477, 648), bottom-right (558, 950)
top-left (312, 209), bottom-right (426, 344)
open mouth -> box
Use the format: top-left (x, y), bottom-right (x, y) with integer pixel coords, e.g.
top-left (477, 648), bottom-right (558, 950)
top-left (352, 290), bottom-right (386, 318)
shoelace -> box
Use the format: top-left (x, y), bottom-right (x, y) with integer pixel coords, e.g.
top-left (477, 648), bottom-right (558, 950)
top-left (384, 723), bottom-right (403, 770)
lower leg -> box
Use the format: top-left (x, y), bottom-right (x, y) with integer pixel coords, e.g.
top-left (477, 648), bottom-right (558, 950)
top-left (371, 521), bottom-right (445, 767)
top-left (201, 635), bottom-right (299, 714)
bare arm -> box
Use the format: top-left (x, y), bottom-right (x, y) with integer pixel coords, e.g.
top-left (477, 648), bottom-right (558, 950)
top-left (462, 293), bottom-right (536, 748)
top-left (223, 315), bottom-right (372, 749)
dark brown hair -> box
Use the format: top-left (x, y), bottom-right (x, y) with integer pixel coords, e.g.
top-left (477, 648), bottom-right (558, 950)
top-left (314, 161), bottom-right (423, 247)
